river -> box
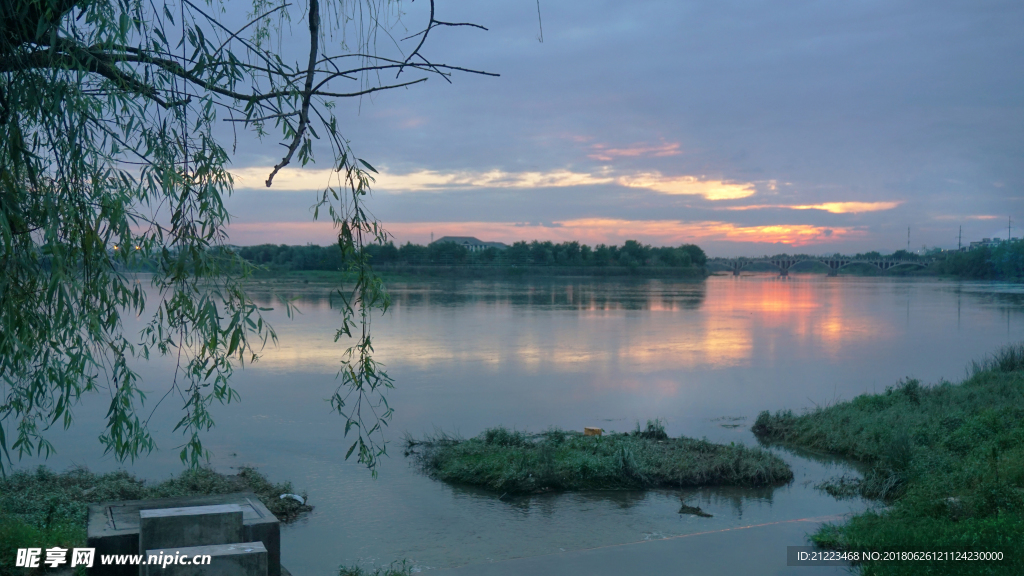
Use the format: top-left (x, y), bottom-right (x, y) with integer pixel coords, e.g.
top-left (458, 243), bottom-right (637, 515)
top-left (15, 274), bottom-right (1024, 574)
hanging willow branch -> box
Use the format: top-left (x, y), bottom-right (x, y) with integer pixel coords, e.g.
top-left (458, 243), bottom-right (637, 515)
top-left (0, 0), bottom-right (494, 473)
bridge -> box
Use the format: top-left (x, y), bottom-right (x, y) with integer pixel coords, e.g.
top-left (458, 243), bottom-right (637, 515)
top-left (709, 256), bottom-right (934, 277)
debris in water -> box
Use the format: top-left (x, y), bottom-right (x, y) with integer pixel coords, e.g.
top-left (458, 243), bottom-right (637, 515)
top-left (678, 502), bottom-right (713, 517)
top-left (279, 493), bottom-right (305, 504)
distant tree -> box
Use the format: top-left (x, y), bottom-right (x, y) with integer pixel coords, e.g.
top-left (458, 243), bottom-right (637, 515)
top-left (620, 240), bottom-right (647, 264)
top-left (378, 242), bottom-right (400, 264)
top-left (478, 246), bottom-right (500, 264)
top-left (399, 242), bottom-right (431, 265)
top-left (364, 242), bottom-right (399, 265)
top-left (680, 244), bottom-right (707, 266)
top-left (580, 244), bottom-right (593, 263)
top-left (659, 247), bottom-right (691, 267)
top-left (505, 241), bottom-right (531, 266)
top-left (429, 241), bottom-right (469, 265)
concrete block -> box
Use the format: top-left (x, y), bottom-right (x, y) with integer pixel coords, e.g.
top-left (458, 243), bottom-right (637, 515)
top-left (142, 542), bottom-right (268, 576)
top-left (139, 504), bottom-right (244, 552)
top-left (88, 493), bottom-right (281, 576)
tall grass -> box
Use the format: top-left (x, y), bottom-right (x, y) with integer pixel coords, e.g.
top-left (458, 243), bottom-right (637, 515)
top-left (970, 343), bottom-right (1024, 376)
top-left (406, 426), bottom-right (792, 494)
top-left (753, 343), bottom-right (1024, 575)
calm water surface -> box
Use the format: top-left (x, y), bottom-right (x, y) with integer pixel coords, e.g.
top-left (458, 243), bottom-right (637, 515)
top-left (17, 275), bottom-right (1024, 574)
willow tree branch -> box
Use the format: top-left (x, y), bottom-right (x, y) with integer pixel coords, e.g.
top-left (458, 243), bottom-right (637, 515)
top-left (397, 0), bottom-right (435, 78)
top-left (0, 49), bottom-right (172, 108)
top-left (265, 0), bottom-right (320, 187)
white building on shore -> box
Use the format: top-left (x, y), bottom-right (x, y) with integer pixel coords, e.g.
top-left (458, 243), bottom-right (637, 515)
top-left (430, 236), bottom-right (509, 252)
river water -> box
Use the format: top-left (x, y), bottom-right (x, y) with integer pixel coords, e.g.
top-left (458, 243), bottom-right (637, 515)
top-left (14, 275), bottom-right (1024, 574)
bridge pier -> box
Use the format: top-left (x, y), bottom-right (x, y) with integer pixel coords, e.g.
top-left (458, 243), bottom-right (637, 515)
top-left (827, 269), bottom-right (838, 277)
top-left (733, 269), bottom-right (741, 276)
top-left (779, 269), bottom-right (789, 277)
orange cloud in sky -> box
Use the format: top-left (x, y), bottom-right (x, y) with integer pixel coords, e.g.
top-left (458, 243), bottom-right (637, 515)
top-left (934, 214), bottom-right (1001, 221)
top-left (375, 169), bottom-right (616, 190)
top-left (588, 141), bottom-right (682, 162)
top-left (617, 173), bottom-right (756, 200)
top-left (231, 166), bottom-right (756, 201)
top-left (725, 201), bottom-right (901, 213)
top-left (792, 202), bottom-right (902, 213)
top-left (230, 166), bottom-right (616, 191)
top-left (225, 222), bottom-right (339, 245)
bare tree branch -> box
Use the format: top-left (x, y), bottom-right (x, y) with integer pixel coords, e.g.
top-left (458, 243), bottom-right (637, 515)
top-left (265, 0), bottom-right (321, 187)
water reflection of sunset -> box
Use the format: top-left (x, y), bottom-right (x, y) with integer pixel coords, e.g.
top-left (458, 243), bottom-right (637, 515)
top-left (250, 277), bottom-right (888, 377)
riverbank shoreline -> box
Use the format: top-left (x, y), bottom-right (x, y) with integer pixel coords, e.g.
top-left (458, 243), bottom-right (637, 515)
top-left (752, 344), bottom-right (1024, 575)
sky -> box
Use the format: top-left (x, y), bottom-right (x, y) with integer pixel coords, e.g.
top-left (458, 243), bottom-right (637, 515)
top-left (221, 0), bottom-right (1024, 257)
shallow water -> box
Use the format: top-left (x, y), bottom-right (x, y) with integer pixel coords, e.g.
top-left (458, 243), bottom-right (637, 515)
top-left (13, 275), bottom-right (1024, 573)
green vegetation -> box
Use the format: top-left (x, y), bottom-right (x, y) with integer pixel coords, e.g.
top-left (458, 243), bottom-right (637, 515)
top-left (2, 0), bottom-right (482, 476)
top-left (405, 421), bottom-right (792, 495)
top-left (0, 466), bottom-right (311, 576)
top-left (753, 344), bottom-right (1024, 575)
top-left (934, 242), bottom-right (1024, 280)
top-left (238, 240), bottom-right (708, 273)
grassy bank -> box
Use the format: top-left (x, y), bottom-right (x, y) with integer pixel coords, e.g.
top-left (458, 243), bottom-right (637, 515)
top-left (406, 422), bottom-right (793, 495)
top-left (0, 467), bottom-right (312, 575)
top-left (753, 344), bottom-right (1024, 575)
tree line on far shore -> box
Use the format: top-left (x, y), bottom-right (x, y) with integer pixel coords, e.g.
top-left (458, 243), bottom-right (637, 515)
top-left (237, 240), bottom-right (709, 272)
top-left (931, 241), bottom-right (1024, 280)
top-left (714, 244), bottom-right (1024, 281)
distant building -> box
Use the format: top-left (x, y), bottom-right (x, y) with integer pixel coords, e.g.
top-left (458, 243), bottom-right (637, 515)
top-left (969, 238), bottom-right (1006, 250)
top-left (430, 236), bottom-right (509, 252)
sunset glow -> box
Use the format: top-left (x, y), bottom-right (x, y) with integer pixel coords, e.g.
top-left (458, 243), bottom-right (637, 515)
top-left (725, 202), bottom-right (902, 213)
top-left (232, 166), bottom-right (758, 202)
top-left (617, 173), bottom-right (757, 200)
top-left (791, 202), bottom-right (902, 214)
top-left (588, 141), bottom-right (683, 162)
top-left (226, 216), bottom-right (864, 249)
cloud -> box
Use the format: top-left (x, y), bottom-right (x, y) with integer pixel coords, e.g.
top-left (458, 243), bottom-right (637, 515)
top-left (617, 173), bottom-right (756, 200)
top-left (724, 201), bottom-right (902, 213)
top-left (232, 166), bottom-right (757, 202)
top-left (588, 141), bottom-right (682, 161)
top-left (225, 221), bottom-right (340, 245)
top-left (230, 167), bottom-right (337, 191)
top-left (230, 166), bottom-right (616, 192)
top-left (514, 221), bottom-right (563, 227)
top-left (792, 202), bottom-right (903, 214)
top-left (377, 169), bottom-right (615, 191)
top-left (933, 214), bottom-right (1002, 221)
